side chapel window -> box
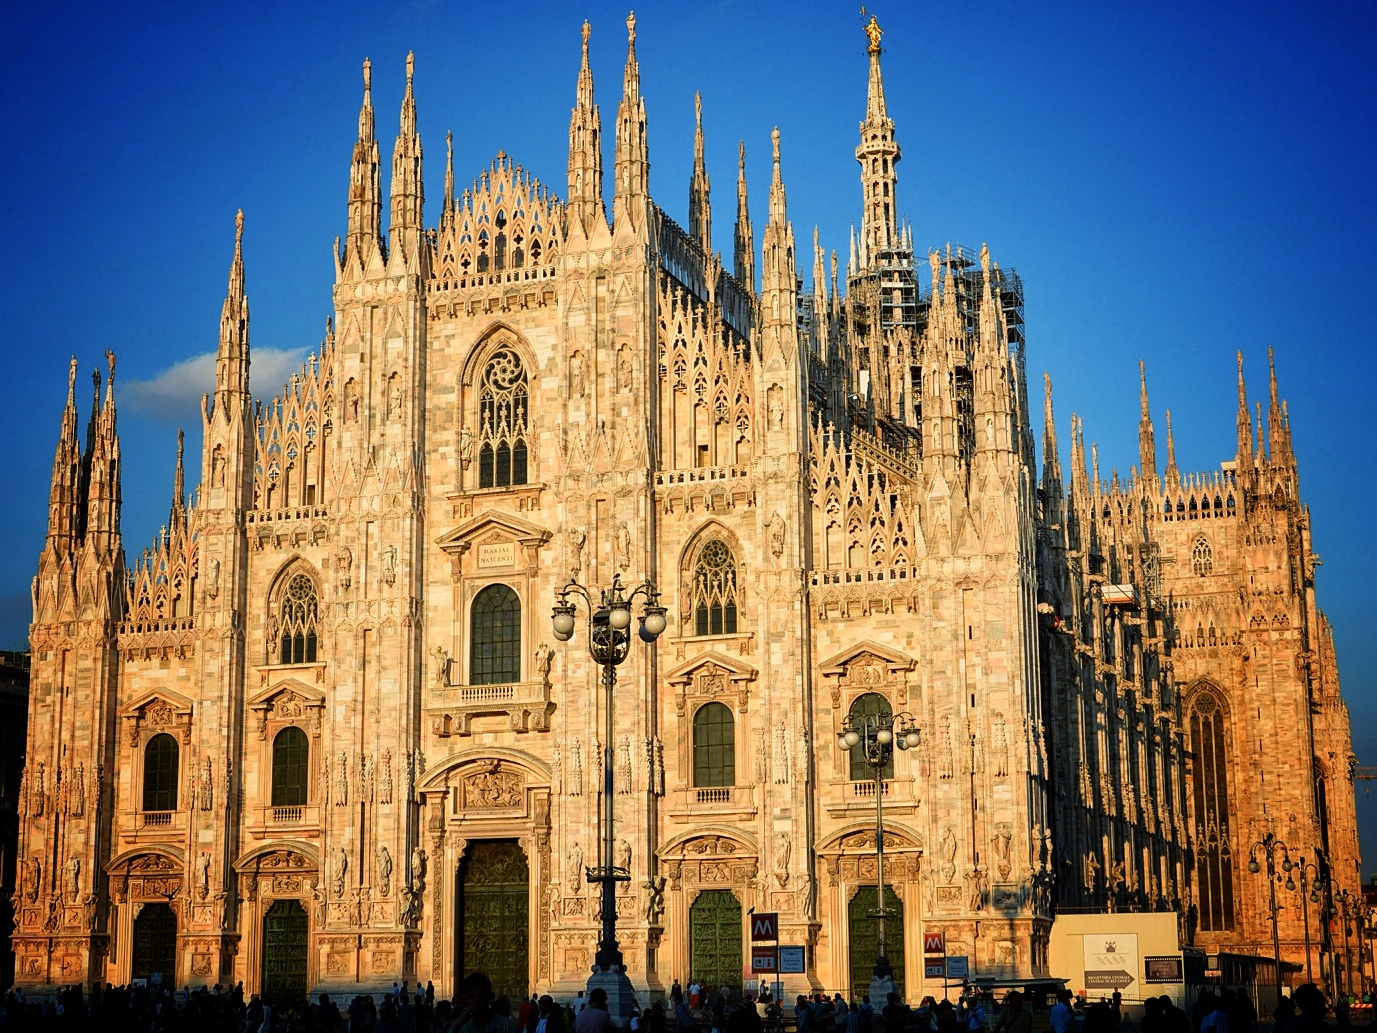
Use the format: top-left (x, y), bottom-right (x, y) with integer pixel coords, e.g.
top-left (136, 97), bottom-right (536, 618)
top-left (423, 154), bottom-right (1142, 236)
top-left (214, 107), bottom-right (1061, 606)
top-left (271, 726), bottom-right (309, 807)
top-left (471, 584), bottom-right (521, 685)
top-left (278, 573), bottom-right (319, 664)
top-left (1190, 691), bottom-right (1234, 931)
top-left (692, 701), bottom-right (736, 788)
top-left (1192, 537), bottom-right (1214, 577)
top-left (693, 539), bottom-right (739, 636)
top-left (478, 348), bottom-right (529, 489)
top-left (847, 692), bottom-right (895, 780)
top-left (142, 733), bottom-right (179, 812)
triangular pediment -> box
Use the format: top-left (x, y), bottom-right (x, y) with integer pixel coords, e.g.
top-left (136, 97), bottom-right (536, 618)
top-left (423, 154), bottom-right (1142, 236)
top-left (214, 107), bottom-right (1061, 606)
top-left (664, 650), bottom-right (758, 687)
top-left (247, 677), bottom-right (326, 712)
top-left (117, 688), bottom-right (195, 720)
top-left (436, 511), bottom-right (552, 555)
top-left (818, 640), bottom-right (916, 677)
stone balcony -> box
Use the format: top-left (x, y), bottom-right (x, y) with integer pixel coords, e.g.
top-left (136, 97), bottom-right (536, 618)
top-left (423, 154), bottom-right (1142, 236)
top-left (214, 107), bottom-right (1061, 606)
top-left (427, 679), bottom-right (552, 735)
top-left (666, 783), bottom-right (757, 823)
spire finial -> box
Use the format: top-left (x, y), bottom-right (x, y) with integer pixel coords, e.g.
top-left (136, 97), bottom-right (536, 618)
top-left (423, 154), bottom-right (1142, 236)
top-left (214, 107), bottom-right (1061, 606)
top-left (67, 356), bottom-right (78, 401)
top-left (406, 50), bottom-right (414, 86)
top-left (1139, 360), bottom-right (1149, 414)
top-left (235, 208), bottom-right (244, 249)
top-left (363, 56), bottom-right (372, 93)
top-left (695, 91), bottom-right (702, 127)
top-left (582, 19), bottom-right (591, 48)
top-left (771, 126), bottom-right (781, 165)
top-left (627, 10), bottom-right (636, 46)
top-left (865, 14), bottom-right (883, 54)
top-left (738, 139), bottom-right (746, 171)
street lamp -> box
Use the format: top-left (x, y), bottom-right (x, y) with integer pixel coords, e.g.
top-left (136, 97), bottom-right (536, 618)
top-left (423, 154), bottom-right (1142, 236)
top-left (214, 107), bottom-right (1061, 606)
top-left (1248, 832), bottom-right (1292, 1007)
top-left (836, 706), bottom-right (921, 1001)
top-left (1338, 889), bottom-right (1356, 1002)
top-left (552, 572), bottom-right (666, 1027)
top-left (1294, 856), bottom-right (1323, 986)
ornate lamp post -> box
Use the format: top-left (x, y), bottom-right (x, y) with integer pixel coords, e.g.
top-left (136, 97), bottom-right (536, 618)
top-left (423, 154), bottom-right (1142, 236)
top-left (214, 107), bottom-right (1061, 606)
top-left (1337, 889), bottom-right (1356, 1002)
top-left (552, 573), bottom-right (667, 1026)
top-left (836, 706), bottom-right (921, 1001)
top-left (1295, 856), bottom-right (1323, 985)
top-left (1248, 832), bottom-right (1292, 1007)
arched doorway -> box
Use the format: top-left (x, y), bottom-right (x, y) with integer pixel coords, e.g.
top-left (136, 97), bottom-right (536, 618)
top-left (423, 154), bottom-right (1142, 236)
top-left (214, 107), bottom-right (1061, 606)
top-left (848, 886), bottom-right (904, 1002)
top-left (457, 840), bottom-right (529, 1001)
top-left (689, 889), bottom-right (743, 994)
top-left (132, 902), bottom-right (177, 983)
top-left (262, 899), bottom-right (308, 1002)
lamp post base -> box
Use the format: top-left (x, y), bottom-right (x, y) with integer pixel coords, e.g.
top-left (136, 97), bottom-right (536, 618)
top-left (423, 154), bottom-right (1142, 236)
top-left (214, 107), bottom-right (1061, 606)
top-left (588, 967), bottom-right (640, 1030)
top-left (869, 972), bottom-right (897, 1007)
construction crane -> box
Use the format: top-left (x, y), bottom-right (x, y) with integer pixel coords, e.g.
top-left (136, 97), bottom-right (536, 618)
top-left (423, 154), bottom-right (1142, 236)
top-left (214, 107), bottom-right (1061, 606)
top-left (1357, 766), bottom-right (1377, 793)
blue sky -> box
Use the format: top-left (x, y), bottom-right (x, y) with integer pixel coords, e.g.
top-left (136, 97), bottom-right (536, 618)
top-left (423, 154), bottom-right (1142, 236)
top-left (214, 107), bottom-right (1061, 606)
top-left (3, 0), bottom-right (1376, 861)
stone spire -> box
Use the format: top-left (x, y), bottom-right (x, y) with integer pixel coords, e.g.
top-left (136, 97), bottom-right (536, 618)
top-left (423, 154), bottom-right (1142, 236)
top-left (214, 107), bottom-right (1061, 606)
top-left (1138, 360), bottom-right (1157, 483)
top-left (83, 351), bottom-right (121, 553)
top-left (388, 52), bottom-right (424, 267)
top-left (1042, 373), bottom-right (1063, 509)
top-left (442, 130), bottom-right (455, 229)
top-left (344, 58), bottom-right (383, 268)
top-left (169, 428), bottom-right (187, 533)
top-left (973, 245), bottom-right (1013, 456)
top-left (733, 140), bottom-right (754, 292)
top-left (856, 15), bottom-right (900, 261)
top-left (567, 20), bottom-right (606, 240)
top-left (1164, 408), bottom-right (1179, 487)
top-left (688, 92), bottom-right (712, 254)
top-left (214, 210), bottom-right (251, 411)
top-left (611, 11), bottom-right (650, 237)
top-left (1236, 351), bottom-right (1253, 477)
top-left (1267, 346), bottom-right (1292, 464)
top-left (45, 357), bottom-right (82, 555)
top-left (759, 128), bottom-right (798, 366)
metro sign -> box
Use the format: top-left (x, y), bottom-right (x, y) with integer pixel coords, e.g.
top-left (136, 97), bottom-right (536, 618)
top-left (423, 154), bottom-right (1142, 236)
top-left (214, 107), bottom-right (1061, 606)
top-left (923, 931), bottom-right (946, 955)
top-left (751, 912), bottom-right (779, 941)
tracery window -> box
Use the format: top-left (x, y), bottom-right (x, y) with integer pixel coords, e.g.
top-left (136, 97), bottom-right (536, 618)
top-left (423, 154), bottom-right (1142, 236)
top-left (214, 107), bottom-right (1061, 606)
top-left (271, 726), bottom-right (309, 807)
top-left (692, 701), bottom-right (736, 788)
top-left (1192, 537), bottom-right (1214, 576)
top-left (277, 573), bottom-right (319, 665)
top-left (1190, 691), bottom-right (1234, 931)
top-left (471, 584), bottom-right (521, 685)
top-left (477, 348), bottom-right (529, 489)
top-left (847, 693), bottom-right (895, 780)
top-left (142, 733), bottom-right (179, 812)
top-left (693, 539), bottom-right (739, 636)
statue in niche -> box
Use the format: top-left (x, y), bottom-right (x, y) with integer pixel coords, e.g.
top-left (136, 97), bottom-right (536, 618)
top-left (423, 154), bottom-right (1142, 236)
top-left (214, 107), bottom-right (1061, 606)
top-left (569, 353), bottom-right (586, 397)
top-left (569, 528), bottom-right (587, 579)
top-left (331, 848), bottom-right (348, 896)
top-left (376, 846), bottom-right (393, 897)
top-left (644, 875), bottom-right (666, 923)
top-left (411, 847), bottom-right (427, 892)
top-left (566, 843), bottom-right (583, 894)
top-left (768, 513), bottom-right (786, 561)
top-left (938, 826), bottom-right (958, 882)
top-left (65, 857), bottom-right (81, 903)
top-left (614, 523), bottom-right (632, 572)
top-left (208, 557), bottom-right (220, 600)
top-left (773, 833), bottom-right (791, 887)
top-left (195, 852), bottom-right (211, 900)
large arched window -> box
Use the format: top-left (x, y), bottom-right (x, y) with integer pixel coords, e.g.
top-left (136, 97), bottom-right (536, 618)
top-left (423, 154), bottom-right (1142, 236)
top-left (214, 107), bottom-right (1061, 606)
top-left (693, 539), bottom-right (739, 636)
top-left (1192, 537), bottom-right (1214, 577)
top-left (278, 572), bottom-right (319, 664)
top-left (693, 702), bottom-right (736, 788)
top-left (142, 733), bottom-right (179, 811)
top-left (471, 584), bottom-right (521, 685)
top-left (847, 693), bottom-right (895, 781)
top-left (272, 726), bottom-right (309, 807)
top-left (1190, 690), bottom-right (1234, 931)
top-left (477, 348), bottom-right (529, 489)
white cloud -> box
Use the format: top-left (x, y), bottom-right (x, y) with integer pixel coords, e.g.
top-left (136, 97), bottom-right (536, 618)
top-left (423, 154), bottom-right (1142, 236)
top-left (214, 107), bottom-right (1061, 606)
top-left (120, 347), bottom-right (314, 422)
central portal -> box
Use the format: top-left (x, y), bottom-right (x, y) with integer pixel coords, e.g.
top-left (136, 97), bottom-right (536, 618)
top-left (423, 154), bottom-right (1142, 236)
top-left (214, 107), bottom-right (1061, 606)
top-left (261, 899), bottom-right (309, 1002)
top-left (457, 840), bottom-right (529, 1001)
top-left (689, 889), bottom-right (743, 994)
top-left (847, 886), bottom-right (905, 1003)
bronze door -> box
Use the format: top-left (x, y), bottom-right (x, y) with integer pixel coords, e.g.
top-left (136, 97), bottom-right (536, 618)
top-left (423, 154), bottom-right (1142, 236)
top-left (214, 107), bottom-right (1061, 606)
top-left (132, 902), bottom-right (177, 983)
top-left (458, 840), bottom-right (529, 1001)
top-left (689, 889), bottom-right (743, 994)
top-left (848, 886), bottom-right (904, 1002)
top-left (262, 899), bottom-right (309, 1002)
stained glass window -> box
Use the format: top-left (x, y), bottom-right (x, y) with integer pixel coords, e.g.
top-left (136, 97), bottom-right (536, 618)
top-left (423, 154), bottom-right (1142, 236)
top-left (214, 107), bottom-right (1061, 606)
top-left (278, 573), bottom-right (319, 664)
top-left (143, 733), bottom-right (179, 811)
top-left (693, 539), bottom-right (738, 636)
top-left (478, 348), bottom-right (529, 489)
top-left (272, 726), bottom-right (308, 807)
top-left (693, 702), bottom-right (735, 787)
top-left (1190, 691), bottom-right (1234, 931)
top-left (471, 584), bottom-right (521, 685)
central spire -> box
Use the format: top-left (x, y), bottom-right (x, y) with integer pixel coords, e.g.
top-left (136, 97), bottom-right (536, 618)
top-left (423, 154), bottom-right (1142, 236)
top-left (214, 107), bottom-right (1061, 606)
top-left (856, 16), bottom-right (900, 260)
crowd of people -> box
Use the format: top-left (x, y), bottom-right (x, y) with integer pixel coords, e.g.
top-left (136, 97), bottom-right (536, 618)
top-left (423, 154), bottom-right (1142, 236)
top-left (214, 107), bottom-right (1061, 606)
top-left (0, 975), bottom-right (1363, 1033)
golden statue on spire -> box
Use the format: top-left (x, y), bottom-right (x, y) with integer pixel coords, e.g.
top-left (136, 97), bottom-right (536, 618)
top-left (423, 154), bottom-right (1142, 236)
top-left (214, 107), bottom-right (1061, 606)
top-left (864, 14), bottom-right (883, 54)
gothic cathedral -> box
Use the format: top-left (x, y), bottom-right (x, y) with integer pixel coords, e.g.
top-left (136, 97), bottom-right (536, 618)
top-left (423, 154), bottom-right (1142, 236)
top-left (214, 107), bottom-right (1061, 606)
top-left (14, 16), bottom-right (1358, 1003)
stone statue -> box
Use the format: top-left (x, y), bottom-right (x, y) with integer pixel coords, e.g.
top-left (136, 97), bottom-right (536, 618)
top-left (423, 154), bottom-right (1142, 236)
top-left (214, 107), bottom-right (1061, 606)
top-left (331, 848), bottom-right (348, 897)
top-left (864, 15), bottom-right (883, 53)
top-left (432, 645), bottom-right (450, 686)
top-left (195, 852), bottom-right (211, 901)
top-left (411, 846), bottom-right (427, 892)
top-left (535, 641), bottom-right (554, 681)
top-left (938, 826), bottom-right (958, 882)
top-left (376, 846), bottom-right (393, 896)
top-left (208, 557), bottom-right (220, 600)
top-left (644, 875), bottom-right (666, 924)
top-left (614, 522), bottom-right (632, 571)
top-left (616, 839), bottom-right (632, 875)
top-left (569, 738), bottom-right (583, 796)
top-left (773, 832), bottom-right (791, 887)
top-left (65, 856), bottom-right (81, 903)
top-left (566, 843), bottom-right (583, 894)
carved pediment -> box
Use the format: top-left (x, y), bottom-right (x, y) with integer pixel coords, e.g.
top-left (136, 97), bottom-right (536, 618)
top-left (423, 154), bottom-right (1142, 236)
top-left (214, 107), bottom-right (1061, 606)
top-left (665, 651), bottom-right (758, 715)
top-left (247, 679), bottom-right (327, 738)
top-left (459, 759), bottom-right (525, 809)
top-left (436, 511), bottom-right (552, 557)
top-left (118, 689), bottom-right (195, 746)
top-left (819, 641), bottom-right (916, 678)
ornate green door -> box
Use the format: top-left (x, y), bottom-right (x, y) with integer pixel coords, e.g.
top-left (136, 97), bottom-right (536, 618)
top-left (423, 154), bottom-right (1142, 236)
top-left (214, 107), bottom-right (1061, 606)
top-left (132, 902), bottom-right (177, 983)
top-left (458, 840), bottom-right (529, 1002)
top-left (689, 889), bottom-right (743, 994)
top-left (262, 899), bottom-right (309, 1002)
top-left (848, 886), bottom-right (904, 1002)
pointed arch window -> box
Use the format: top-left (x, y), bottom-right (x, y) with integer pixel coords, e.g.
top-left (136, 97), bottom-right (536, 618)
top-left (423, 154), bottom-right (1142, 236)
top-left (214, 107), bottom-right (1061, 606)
top-left (847, 693), bottom-right (894, 780)
top-left (693, 701), bottom-right (736, 788)
top-left (477, 348), bottom-right (529, 489)
top-left (693, 539), bottom-right (739, 636)
top-left (142, 733), bottom-right (179, 812)
top-left (1192, 537), bottom-right (1214, 576)
top-left (1190, 691), bottom-right (1234, 931)
top-left (277, 573), bottom-right (319, 664)
top-left (470, 583), bottom-right (521, 685)
top-left (271, 726), bottom-right (309, 807)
